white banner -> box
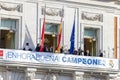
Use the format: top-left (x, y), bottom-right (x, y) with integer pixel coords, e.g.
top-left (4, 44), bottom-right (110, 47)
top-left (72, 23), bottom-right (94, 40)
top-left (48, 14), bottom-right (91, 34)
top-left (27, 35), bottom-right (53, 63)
top-left (0, 49), bottom-right (119, 70)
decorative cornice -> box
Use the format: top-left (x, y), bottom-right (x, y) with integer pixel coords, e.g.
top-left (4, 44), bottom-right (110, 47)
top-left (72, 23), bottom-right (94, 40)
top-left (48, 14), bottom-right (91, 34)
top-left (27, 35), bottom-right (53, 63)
top-left (0, 2), bottom-right (22, 12)
top-left (81, 12), bottom-right (103, 22)
top-left (42, 7), bottom-right (64, 17)
top-left (0, 60), bottom-right (118, 74)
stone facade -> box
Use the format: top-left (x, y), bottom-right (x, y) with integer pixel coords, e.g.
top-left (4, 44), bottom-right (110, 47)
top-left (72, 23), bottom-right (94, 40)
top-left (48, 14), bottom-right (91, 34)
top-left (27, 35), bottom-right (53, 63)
top-left (0, 0), bottom-right (120, 80)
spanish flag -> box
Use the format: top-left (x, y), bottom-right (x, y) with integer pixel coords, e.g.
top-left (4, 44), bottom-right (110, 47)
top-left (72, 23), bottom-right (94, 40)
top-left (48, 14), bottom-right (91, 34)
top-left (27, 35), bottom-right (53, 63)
top-left (56, 19), bottom-right (62, 52)
top-left (39, 6), bottom-right (46, 52)
top-left (0, 50), bottom-right (3, 56)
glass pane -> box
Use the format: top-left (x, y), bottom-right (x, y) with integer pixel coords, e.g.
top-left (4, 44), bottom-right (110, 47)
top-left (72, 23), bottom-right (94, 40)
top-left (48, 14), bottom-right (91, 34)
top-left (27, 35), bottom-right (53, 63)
top-left (45, 23), bottom-right (58, 33)
top-left (1, 19), bottom-right (16, 29)
top-left (84, 29), bottom-right (96, 37)
top-left (0, 30), bottom-right (15, 49)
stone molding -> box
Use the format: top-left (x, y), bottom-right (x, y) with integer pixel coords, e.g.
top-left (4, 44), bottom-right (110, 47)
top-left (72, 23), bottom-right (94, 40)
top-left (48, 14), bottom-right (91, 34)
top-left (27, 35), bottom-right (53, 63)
top-left (42, 7), bottom-right (64, 17)
top-left (0, 2), bottom-right (22, 12)
top-left (25, 68), bottom-right (37, 80)
top-left (73, 72), bottom-right (84, 80)
top-left (44, 73), bottom-right (58, 80)
top-left (81, 11), bottom-right (103, 22)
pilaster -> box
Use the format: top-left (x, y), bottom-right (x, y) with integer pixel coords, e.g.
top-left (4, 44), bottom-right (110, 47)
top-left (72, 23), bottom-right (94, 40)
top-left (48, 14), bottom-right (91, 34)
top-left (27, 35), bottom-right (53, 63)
top-left (25, 68), bottom-right (37, 80)
top-left (115, 72), bottom-right (120, 80)
top-left (73, 72), bottom-right (84, 80)
top-left (45, 73), bottom-right (58, 80)
top-left (109, 73), bottom-right (117, 80)
top-left (0, 75), bottom-right (3, 80)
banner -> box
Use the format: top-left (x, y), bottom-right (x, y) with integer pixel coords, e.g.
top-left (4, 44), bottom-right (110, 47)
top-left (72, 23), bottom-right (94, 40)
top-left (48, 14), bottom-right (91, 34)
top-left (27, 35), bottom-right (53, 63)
top-left (0, 49), bottom-right (119, 70)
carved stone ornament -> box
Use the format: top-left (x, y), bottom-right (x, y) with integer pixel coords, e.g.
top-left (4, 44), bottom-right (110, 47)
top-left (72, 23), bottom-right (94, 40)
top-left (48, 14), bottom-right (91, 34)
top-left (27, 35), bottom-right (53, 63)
top-left (42, 7), bottom-right (64, 17)
top-left (0, 2), bottom-right (22, 12)
top-left (81, 12), bottom-right (103, 22)
top-left (44, 73), bottom-right (58, 80)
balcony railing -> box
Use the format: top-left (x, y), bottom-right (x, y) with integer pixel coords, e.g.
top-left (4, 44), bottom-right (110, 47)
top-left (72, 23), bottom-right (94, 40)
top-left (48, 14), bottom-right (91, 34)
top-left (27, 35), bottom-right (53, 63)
top-left (0, 49), bottom-right (119, 73)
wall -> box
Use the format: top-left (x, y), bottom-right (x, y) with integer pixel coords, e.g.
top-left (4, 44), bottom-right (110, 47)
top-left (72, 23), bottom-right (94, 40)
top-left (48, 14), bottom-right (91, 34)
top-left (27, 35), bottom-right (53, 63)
top-left (1, 0), bottom-right (119, 58)
top-left (22, 2), bottom-right (37, 50)
top-left (103, 12), bottom-right (114, 58)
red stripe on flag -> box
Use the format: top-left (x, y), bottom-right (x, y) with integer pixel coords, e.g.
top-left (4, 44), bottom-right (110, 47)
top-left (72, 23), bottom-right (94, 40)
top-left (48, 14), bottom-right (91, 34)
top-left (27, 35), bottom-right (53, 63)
top-left (0, 50), bottom-right (3, 56)
top-left (39, 16), bottom-right (45, 52)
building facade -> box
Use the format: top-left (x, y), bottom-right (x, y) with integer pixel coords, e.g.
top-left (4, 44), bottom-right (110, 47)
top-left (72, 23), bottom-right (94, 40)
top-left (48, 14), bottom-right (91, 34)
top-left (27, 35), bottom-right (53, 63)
top-left (0, 0), bottom-right (120, 80)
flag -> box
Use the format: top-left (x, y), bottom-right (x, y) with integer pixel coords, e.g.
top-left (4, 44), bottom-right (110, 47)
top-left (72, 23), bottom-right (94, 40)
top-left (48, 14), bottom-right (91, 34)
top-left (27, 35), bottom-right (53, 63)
top-left (23, 24), bottom-right (35, 50)
top-left (39, 17), bottom-right (45, 52)
top-left (39, 6), bottom-right (46, 52)
top-left (0, 50), bottom-right (3, 56)
top-left (70, 12), bottom-right (76, 54)
top-left (56, 19), bottom-right (62, 52)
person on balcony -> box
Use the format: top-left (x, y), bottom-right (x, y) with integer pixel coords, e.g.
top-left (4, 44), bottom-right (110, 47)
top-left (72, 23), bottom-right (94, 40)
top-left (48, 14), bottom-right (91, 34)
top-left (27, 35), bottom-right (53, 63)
top-left (35, 43), bottom-right (40, 52)
top-left (49, 46), bottom-right (53, 53)
top-left (74, 48), bottom-right (78, 55)
top-left (23, 43), bottom-right (32, 51)
top-left (86, 50), bottom-right (91, 56)
top-left (60, 46), bottom-right (64, 53)
top-left (99, 50), bottom-right (103, 57)
top-left (84, 50), bottom-right (91, 56)
top-left (78, 47), bottom-right (84, 55)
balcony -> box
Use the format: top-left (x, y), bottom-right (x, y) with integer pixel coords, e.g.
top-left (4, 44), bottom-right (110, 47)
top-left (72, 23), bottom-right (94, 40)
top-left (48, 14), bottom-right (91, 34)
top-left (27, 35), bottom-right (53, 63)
top-left (0, 49), bottom-right (119, 74)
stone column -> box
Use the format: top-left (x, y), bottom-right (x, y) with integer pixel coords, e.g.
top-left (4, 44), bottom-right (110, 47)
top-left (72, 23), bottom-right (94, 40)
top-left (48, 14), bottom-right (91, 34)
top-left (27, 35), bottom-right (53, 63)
top-left (44, 73), bottom-right (58, 80)
top-left (52, 73), bottom-right (58, 80)
top-left (115, 72), bottom-right (120, 80)
top-left (25, 68), bottom-right (37, 80)
top-left (0, 75), bottom-right (3, 80)
top-left (109, 74), bottom-right (117, 80)
top-left (73, 72), bottom-right (84, 80)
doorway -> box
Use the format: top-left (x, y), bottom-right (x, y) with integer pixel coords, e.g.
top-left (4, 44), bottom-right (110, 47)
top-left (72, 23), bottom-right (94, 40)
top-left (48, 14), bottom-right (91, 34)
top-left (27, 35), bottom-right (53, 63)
top-left (84, 38), bottom-right (96, 56)
top-left (0, 30), bottom-right (15, 49)
top-left (45, 23), bottom-right (59, 53)
top-left (44, 34), bottom-right (57, 52)
top-left (84, 28), bottom-right (98, 56)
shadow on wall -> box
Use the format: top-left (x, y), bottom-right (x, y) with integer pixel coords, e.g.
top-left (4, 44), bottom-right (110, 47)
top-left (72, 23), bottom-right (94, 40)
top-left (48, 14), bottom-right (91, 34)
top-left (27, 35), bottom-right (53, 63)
top-left (23, 24), bottom-right (35, 50)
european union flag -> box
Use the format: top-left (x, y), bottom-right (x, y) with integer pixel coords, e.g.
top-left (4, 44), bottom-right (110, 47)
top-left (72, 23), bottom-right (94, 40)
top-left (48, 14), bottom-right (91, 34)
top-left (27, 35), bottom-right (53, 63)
top-left (70, 17), bottom-right (75, 54)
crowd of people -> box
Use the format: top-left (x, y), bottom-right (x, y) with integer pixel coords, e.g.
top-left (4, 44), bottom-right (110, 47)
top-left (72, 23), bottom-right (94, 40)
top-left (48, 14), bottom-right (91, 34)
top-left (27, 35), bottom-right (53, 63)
top-left (59, 47), bottom-right (103, 57)
top-left (23, 43), bottom-right (54, 52)
top-left (23, 43), bottom-right (103, 57)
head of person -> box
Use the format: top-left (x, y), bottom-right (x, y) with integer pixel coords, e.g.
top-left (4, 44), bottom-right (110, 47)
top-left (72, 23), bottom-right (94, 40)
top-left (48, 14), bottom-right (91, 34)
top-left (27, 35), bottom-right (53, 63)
top-left (26, 43), bottom-right (29, 46)
top-left (86, 50), bottom-right (89, 53)
top-left (99, 50), bottom-right (102, 53)
top-left (37, 43), bottom-right (39, 46)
